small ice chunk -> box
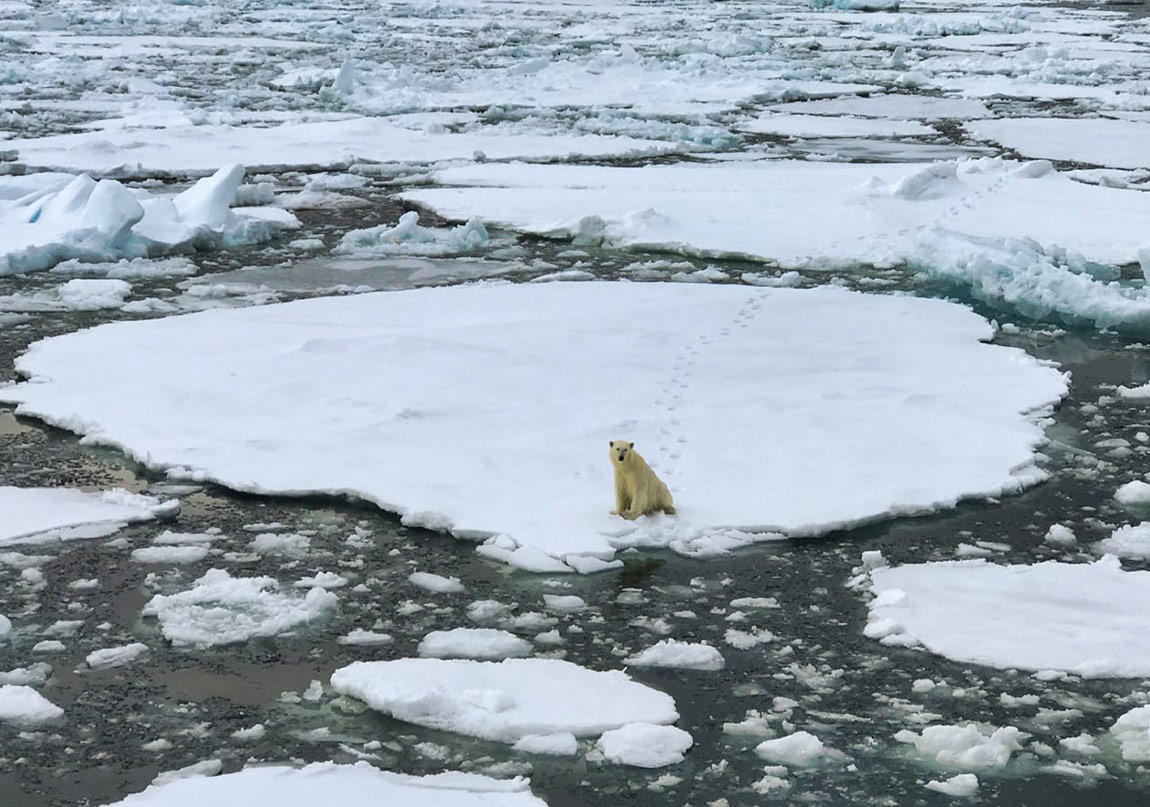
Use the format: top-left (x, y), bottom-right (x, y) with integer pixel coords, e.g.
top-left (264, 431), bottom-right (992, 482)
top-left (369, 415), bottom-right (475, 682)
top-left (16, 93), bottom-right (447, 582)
top-left (1111, 705), bottom-right (1150, 762)
top-left (131, 545), bottom-right (210, 564)
top-left (894, 723), bottom-right (1025, 769)
top-left (338, 629), bottom-right (394, 646)
top-left (1044, 524), bottom-right (1076, 546)
top-left (231, 724), bottom-right (266, 741)
top-left (151, 759), bottom-right (224, 788)
top-left (542, 594), bottom-right (585, 613)
top-left (0, 684), bottom-right (63, 723)
top-left (754, 731), bottom-right (830, 767)
top-left (596, 722), bottom-right (693, 768)
top-left (1115, 480), bottom-right (1150, 506)
top-left (86, 642), bottom-right (148, 670)
top-left (924, 773), bottom-right (979, 796)
top-left (408, 571), bottom-right (465, 594)
top-left (417, 628), bottom-right (533, 660)
top-left (625, 639), bottom-right (725, 671)
top-left (513, 732), bottom-right (578, 756)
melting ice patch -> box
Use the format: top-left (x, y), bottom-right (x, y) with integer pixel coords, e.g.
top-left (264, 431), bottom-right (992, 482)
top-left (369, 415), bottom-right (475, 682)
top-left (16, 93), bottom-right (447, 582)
top-left (863, 555), bottom-right (1150, 677)
top-left (329, 658), bottom-right (680, 743)
top-left (141, 569), bottom-right (338, 648)
top-left (0, 165), bottom-right (298, 276)
top-left (100, 761), bottom-right (548, 807)
top-left (0, 486), bottom-right (174, 546)
top-left (0, 283), bottom-right (1067, 571)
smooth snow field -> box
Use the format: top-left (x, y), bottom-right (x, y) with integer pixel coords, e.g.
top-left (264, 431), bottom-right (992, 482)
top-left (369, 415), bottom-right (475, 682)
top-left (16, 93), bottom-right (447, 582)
top-left (7, 0), bottom-right (1150, 804)
top-left (0, 283), bottom-right (1067, 570)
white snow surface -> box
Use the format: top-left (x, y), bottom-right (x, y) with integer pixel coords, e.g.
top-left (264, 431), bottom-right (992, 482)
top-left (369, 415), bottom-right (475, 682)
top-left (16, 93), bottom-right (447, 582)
top-left (141, 569), bottom-right (338, 648)
top-left (0, 486), bottom-right (171, 546)
top-left (329, 658), bottom-right (679, 742)
top-left (100, 761), bottom-right (546, 807)
top-left (596, 722), bottom-right (694, 768)
top-left (0, 684), bottom-right (64, 723)
top-left (0, 283), bottom-right (1067, 570)
top-left (417, 628), bottom-right (534, 660)
top-left (405, 158), bottom-right (1150, 332)
top-left (865, 556), bottom-right (1150, 677)
top-left (0, 166), bottom-right (298, 275)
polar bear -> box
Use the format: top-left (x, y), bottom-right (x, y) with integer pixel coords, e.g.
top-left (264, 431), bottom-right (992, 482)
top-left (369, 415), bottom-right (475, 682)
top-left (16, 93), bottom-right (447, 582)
top-left (609, 440), bottom-right (676, 520)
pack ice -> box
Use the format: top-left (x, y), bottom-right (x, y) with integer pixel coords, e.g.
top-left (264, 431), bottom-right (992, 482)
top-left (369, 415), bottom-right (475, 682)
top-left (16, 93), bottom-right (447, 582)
top-left (0, 164), bottom-right (297, 276)
top-left (864, 555), bottom-right (1150, 677)
top-left (0, 486), bottom-right (174, 546)
top-left (0, 283), bottom-right (1067, 570)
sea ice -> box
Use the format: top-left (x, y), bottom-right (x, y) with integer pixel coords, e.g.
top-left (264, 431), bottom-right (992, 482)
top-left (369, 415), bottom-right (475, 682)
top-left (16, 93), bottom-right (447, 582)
top-left (86, 643), bottom-right (149, 670)
top-left (0, 165), bottom-right (297, 275)
top-left (329, 658), bottom-right (679, 743)
top-left (1111, 706), bottom-right (1150, 763)
top-left (1114, 480), bottom-right (1150, 506)
top-left (754, 731), bottom-right (832, 767)
top-left (409, 572), bottom-right (465, 594)
top-left (0, 486), bottom-right (173, 546)
top-left (1097, 523), bottom-right (1150, 560)
top-left (0, 684), bottom-right (63, 724)
top-left (100, 761), bottom-right (548, 806)
top-left (142, 569), bottom-right (338, 648)
top-left (512, 732), bottom-right (579, 756)
top-left (895, 724), bottom-right (1026, 770)
top-left (624, 639), bottom-right (725, 671)
top-left (417, 628), bottom-right (534, 660)
top-left (0, 283), bottom-right (1067, 570)
top-left (595, 722), bottom-right (694, 768)
top-left (924, 773), bottom-right (979, 796)
top-left (865, 555), bottom-right (1150, 676)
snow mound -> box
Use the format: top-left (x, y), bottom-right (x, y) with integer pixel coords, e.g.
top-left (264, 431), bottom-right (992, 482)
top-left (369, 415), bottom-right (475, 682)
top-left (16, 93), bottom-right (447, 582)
top-left (864, 555), bottom-right (1150, 676)
top-left (895, 723), bottom-right (1026, 770)
top-left (329, 658), bottom-right (679, 743)
top-left (142, 569), bottom-right (338, 648)
top-left (0, 486), bottom-right (173, 546)
top-left (0, 283), bottom-right (1067, 570)
top-left (596, 722), bottom-right (693, 768)
top-left (0, 684), bottom-right (63, 724)
top-left (100, 761), bottom-right (547, 807)
top-left (417, 628), bottom-right (534, 660)
top-left (0, 165), bottom-right (298, 276)
top-left (624, 639), bottom-right (725, 671)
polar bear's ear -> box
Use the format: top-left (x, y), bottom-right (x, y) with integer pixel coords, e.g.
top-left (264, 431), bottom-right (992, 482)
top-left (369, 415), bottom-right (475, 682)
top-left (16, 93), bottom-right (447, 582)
top-left (629, 442), bottom-right (635, 449)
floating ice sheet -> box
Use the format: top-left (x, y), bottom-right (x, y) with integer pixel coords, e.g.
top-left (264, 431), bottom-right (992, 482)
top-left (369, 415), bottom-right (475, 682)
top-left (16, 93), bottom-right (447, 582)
top-left (864, 555), bottom-right (1150, 677)
top-left (0, 486), bottom-right (173, 547)
top-left (100, 761), bottom-right (548, 807)
top-left (330, 658), bottom-right (679, 743)
top-left (0, 283), bottom-right (1066, 569)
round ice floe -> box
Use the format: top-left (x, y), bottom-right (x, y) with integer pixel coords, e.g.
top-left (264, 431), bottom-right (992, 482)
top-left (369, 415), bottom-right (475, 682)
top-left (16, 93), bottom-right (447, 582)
top-left (417, 628), bottom-right (533, 660)
top-left (1115, 480), bottom-right (1150, 506)
top-left (101, 761), bottom-right (544, 806)
top-left (865, 556), bottom-right (1150, 677)
top-left (142, 569), bottom-right (338, 648)
top-left (329, 658), bottom-right (679, 742)
top-left (0, 283), bottom-right (1067, 570)
top-left (596, 722), bottom-right (693, 768)
top-left (624, 639), bottom-right (725, 671)
top-left (0, 684), bottom-right (63, 724)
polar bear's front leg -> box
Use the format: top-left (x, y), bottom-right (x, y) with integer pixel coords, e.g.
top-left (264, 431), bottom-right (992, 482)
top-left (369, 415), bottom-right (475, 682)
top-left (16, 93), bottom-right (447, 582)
top-left (612, 481), bottom-right (629, 516)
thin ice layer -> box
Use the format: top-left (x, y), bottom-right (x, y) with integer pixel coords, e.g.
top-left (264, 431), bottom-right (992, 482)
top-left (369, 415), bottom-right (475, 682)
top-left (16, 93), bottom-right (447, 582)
top-left (0, 283), bottom-right (1066, 569)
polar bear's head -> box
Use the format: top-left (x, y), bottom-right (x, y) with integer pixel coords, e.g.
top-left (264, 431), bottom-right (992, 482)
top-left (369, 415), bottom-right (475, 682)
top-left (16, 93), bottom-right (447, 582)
top-left (609, 440), bottom-right (636, 465)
